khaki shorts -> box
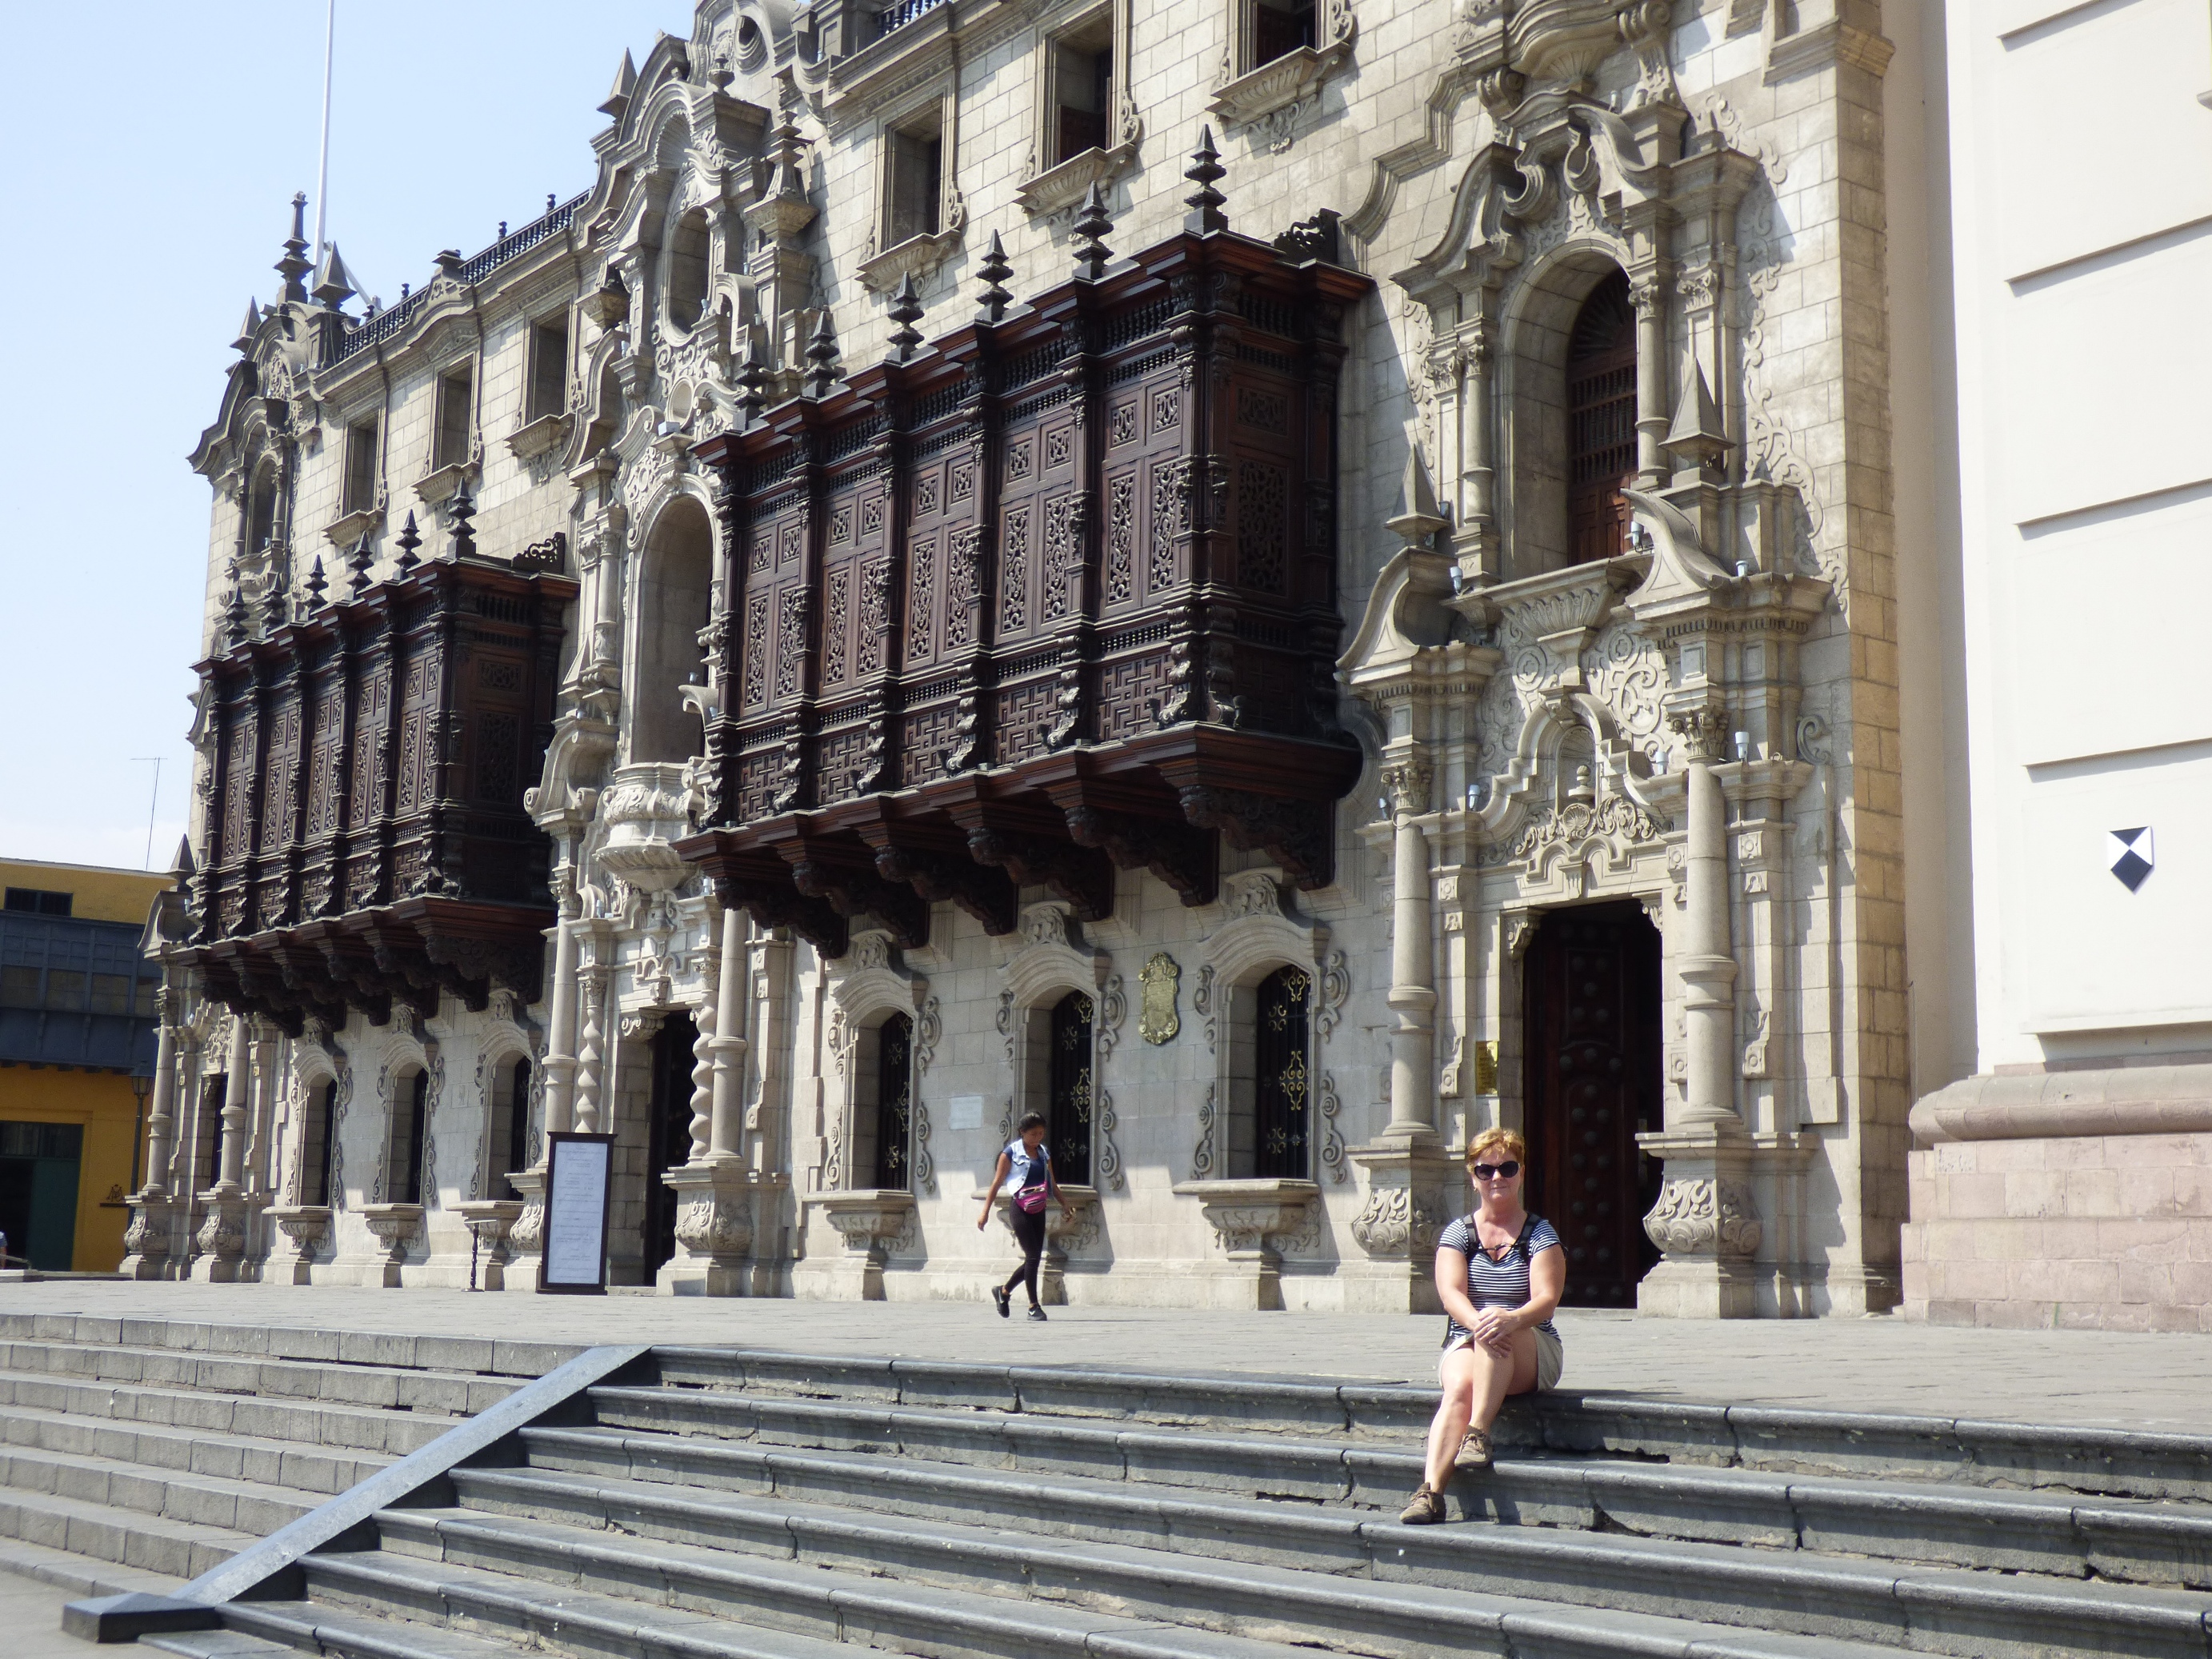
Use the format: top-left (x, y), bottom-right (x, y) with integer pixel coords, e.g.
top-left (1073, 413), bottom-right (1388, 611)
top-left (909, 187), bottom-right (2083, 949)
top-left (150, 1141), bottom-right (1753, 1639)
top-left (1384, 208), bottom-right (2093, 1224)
top-left (1442, 1325), bottom-right (1565, 1393)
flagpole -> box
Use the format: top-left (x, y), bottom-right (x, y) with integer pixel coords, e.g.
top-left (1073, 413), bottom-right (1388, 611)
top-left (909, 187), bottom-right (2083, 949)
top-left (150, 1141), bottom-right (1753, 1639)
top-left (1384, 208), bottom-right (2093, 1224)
top-left (312, 0), bottom-right (335, 258)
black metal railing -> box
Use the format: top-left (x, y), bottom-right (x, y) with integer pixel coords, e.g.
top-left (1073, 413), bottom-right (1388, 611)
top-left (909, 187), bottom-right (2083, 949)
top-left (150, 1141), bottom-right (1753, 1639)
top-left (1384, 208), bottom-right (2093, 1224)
top-left (326, 190), bottom-right (590, 366)
top-left (874, 0), bottom-right (946, 38)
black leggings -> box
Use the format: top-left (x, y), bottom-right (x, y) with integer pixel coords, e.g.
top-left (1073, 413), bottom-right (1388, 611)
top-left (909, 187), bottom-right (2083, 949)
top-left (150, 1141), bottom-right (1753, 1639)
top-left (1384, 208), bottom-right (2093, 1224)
top-left (1002, 1204), bottom-right (1047, 1306)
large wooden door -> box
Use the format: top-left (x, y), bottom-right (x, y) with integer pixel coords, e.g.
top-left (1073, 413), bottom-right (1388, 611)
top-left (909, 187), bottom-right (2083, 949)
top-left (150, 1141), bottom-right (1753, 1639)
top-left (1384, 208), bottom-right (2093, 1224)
top-left (1523, 901), bottom-right (1662, 1307)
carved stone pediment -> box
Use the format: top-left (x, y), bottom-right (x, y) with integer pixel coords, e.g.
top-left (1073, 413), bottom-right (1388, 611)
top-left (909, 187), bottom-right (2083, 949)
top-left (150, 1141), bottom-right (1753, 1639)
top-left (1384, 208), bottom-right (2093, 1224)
top-left (1460, 0), bottom-right (1642, 88)
top-left (858, 226), bottom-right (965, 296)
top-left (1014, 142), bottom-right (1138, 218)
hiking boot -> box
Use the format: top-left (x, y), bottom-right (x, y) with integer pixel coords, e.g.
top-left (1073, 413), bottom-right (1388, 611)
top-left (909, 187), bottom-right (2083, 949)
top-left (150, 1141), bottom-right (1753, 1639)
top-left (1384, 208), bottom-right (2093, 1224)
top-left (1027, 1305), bottom-right (1048, 1321)
top-left (993, 1286), bottom-right (1010, 1319)
top-left (1398, 1485), bottom-right (1446, 1525)
top-left (1454, 1427), bottom-right (1493, 1469)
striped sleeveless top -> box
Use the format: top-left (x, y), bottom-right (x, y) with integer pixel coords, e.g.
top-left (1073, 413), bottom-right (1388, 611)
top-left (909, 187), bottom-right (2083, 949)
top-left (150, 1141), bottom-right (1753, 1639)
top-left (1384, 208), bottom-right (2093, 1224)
top-left (1437, 1213), bottom-right (1562, 1344)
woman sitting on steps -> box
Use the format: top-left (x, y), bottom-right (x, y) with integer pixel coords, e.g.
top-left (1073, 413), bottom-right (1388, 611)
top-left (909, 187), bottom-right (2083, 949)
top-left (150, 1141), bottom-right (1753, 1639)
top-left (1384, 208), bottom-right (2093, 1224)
top-left (1400, 1125), bottom-right (1566, 1524)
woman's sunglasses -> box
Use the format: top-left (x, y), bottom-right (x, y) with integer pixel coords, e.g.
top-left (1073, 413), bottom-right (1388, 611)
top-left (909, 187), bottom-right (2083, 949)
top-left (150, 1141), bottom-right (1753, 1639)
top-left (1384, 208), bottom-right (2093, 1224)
top-left (1471, 1160), bottom-right (1521, 1181)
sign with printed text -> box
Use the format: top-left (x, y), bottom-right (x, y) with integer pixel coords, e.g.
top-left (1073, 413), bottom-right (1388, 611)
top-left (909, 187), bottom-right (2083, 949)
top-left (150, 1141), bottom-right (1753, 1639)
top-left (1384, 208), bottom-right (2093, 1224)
top-left (948, 1094), bottom-right (985, 1131)
top-left (540, 1132), bottom-right (614, 1293)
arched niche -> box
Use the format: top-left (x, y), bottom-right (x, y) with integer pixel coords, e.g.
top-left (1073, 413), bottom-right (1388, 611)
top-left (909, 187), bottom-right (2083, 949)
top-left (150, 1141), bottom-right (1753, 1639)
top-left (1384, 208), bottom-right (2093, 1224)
top-left (826, 929), bottom-right (930, 1194)
top-left (1191, 873), bottom-right (1332, 1182)
top-left (666, 206), bottom-right (712, 334)
top-left (627, 491), bottom-right (717, 764)
top-left (1502, 250), bottom-right (1633, 579)
top-left (997, 903), bottom-right (1116, 1193)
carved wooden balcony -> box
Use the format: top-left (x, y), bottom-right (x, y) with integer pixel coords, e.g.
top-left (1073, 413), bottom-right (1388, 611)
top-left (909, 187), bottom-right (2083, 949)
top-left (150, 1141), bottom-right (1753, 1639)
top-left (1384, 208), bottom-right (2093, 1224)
top-left (680, 225), bottom-right (1372, 957)
top-left (181, 555), bottom-right (576, 1030)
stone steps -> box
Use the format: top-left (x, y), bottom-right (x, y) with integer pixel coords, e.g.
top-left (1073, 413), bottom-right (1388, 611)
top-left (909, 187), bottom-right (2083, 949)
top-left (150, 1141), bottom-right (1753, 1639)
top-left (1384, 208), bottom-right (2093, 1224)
top-left (18, 1325), bottom-right (2212, 1659)
top-left (517, 1420), bottom-right (2212, 1588)
top-left (350, 1509), bottom-right (1890, 1659)
top-left (423, 1459), bottom-right (2212, 1659)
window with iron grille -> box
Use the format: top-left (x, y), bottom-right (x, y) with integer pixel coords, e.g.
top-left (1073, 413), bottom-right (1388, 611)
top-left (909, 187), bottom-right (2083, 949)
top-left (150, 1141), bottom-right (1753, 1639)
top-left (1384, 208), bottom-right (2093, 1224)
top-left (1046, 992), bottom-right (1094, 1186)
top-left (1253, 965), bottom-right (1311, 1179)
top-left (1566, 270), bottom-right (1638, 565)
top-left (870, 1013), bottom-right (914, 1189)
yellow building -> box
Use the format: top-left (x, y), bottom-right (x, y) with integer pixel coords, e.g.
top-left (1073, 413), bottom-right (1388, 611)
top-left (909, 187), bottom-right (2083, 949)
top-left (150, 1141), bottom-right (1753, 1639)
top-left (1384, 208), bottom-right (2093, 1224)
top-left (0, 857), bottom-right (171, 1271)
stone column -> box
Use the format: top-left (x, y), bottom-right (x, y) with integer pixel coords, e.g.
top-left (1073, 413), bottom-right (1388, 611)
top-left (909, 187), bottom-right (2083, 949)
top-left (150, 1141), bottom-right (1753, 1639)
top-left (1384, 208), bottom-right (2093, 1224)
top-left (541, 865), bottom-right (582, 1140)
top-left (1454, 323), bottom-right (1498, 577)
top-left (1381, 754), bottom-right (1438, 1137)
top-left (659, 923), bottom-right (756, 1297)
top-left (122, 984), bottom-right (182, 1279)
top-left (573, 966), bottom-right (608, 1134)
top-left (1638, 706), bottom-right (1759, 1317)
top-left (1631, 273), bottom-right (1670, 488)
top-left (1672, 710), bottom-right (1739, 1130)
top-left (190, 1015), bottom-right (254, 1281)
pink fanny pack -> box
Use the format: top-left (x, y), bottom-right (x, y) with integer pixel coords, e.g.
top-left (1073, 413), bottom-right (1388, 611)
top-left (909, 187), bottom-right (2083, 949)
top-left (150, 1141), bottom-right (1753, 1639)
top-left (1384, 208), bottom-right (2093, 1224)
top-left (1015, 1186), bottom-right (1050, 1213)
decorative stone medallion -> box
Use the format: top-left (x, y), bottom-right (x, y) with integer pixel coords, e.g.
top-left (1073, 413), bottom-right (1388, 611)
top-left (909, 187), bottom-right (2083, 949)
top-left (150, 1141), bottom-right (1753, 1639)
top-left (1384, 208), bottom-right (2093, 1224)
top-left (1138, 951), bottom-right (1182, 1045)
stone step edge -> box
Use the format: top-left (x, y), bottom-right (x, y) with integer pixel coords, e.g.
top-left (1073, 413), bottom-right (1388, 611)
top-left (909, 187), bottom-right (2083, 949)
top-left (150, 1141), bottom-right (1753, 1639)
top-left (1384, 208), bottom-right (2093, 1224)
top-left (0, 1529), bottom-right (183, 1602)
top-left (0, 1314), bottom-right (581, 1381)
top-left (517, 1422), bottom-right (2212, 1589)
top-left (648, 1345), bottom-right (2212, 1485)
top-left (216, 1597), bottom-right (544, 1659)
top-left (434, 1461), bottom-right (2212, 1645)
top-left (326, 1520), bottom-right (1907, 1659)
top-left (0, 1398), bottom-right (397, 1484)
top-left (0, 1341), bottom-right (530, 1405)
top-left (0, 1485), bottom-right (258, 1581)
top-left (0, 1367), bottom-right (462, 1439)
top-left (2, 1440), bottom-right (326, 1522)
top-left (581, 1389), bottom-right (2208, 1521)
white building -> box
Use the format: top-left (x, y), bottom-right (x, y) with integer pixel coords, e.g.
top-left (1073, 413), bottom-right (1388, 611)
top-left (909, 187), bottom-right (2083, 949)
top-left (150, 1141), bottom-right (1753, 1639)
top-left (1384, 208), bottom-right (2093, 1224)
top-left (126, 0), bottom-right (2025, 1322)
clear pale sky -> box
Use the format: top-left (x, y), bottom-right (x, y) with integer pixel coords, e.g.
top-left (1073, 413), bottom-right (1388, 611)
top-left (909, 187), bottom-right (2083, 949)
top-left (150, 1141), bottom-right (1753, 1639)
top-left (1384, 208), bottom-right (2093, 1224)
top-left (0, 1), bottom-right (685, 872)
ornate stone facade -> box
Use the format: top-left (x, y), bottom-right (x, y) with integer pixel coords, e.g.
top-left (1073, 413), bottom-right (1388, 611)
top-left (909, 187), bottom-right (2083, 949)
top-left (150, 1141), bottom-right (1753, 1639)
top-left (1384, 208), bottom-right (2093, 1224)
top-left (147, 0), bottom-right (1944, 1317)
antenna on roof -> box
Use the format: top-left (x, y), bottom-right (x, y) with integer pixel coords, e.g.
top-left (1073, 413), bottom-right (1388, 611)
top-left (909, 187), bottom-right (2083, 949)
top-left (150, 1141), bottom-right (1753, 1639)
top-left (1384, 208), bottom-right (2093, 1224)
top-left (313, 0), bottom-right (336, 262)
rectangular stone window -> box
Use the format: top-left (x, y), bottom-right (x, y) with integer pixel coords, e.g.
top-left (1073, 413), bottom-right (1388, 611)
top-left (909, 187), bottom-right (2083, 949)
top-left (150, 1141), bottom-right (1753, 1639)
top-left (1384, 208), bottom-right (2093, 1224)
top-left (885, 107), bottom-right (945, 246)
top-left (1246, 0), bottom-right (1315, 69)
top-left (1048, 13), bottom-right (1113, 167)
top-left (433, 362), bottom-right (474, 471)
top-left (526, 314), bottom-right (569, 425)
top-left (342, 418), bottom-right (378, 515)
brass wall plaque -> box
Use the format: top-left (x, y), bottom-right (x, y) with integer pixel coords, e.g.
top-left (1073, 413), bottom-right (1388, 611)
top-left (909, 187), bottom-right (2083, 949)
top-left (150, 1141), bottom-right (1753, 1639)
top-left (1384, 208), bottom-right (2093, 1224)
top-left (1473, 1040), bottom-right (1499, 1095)
top-left (1138, 952), bottom-right (1182, 1045)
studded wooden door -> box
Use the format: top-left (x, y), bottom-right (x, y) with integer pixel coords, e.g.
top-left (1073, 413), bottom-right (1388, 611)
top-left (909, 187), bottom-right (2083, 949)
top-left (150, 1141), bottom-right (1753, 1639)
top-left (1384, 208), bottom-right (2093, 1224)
top-left (1523, 902), bottom-right (1662, 1306)
top-left (1047, 992), bottom-right (1094, 1186)
top-left (644, 1011), bottom-right (698, 1277)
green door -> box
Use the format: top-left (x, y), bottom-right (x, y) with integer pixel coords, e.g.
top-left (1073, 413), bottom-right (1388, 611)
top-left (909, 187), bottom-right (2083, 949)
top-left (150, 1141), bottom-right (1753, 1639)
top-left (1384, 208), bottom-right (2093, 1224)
top-left (0, 1121), bottom-right (83, 1270)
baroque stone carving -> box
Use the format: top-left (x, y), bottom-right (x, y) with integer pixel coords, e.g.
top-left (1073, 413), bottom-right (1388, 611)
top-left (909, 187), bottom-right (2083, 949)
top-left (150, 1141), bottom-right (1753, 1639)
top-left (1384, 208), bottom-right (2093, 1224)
top-left (1643, 1177), bottom-right (1762, 1259)
top-left (1138, 952), bottom-right (1181, 1045)
top-left (1511, 796), bottom-right (1661, 861)
top-left (1350, 1185), bottom-right (1441, 1256)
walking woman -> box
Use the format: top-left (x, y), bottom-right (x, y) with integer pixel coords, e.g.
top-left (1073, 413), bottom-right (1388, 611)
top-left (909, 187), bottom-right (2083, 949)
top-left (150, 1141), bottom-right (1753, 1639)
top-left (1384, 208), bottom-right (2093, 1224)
top-left (1400, 1125), bottom-right (1566, 1524)
top-left (978, 1112), bottom-right (1057, 1321)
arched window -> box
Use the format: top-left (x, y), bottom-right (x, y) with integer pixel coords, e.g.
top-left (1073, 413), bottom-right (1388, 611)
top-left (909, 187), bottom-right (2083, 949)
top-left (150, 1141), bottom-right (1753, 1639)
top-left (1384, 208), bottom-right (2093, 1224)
top-left (630, 496), bottom-right (716, 764)
top-left (1046, 992), bottom-right (1094, 1186)
top-left (1252, 965), bottom-right (1312, 1178)
top-left (389, 1069), bottom-right (428, 1205)
top-left (301, 1079), bottom-right (338, 1206)
top-left (869, 1013), bottom-right (914, 1189)
top-left (494, 1056), bottom-right (531, 1200)
top-left (1566, 270), bottom-right (1637, 565)
top-left (667, 209), bottom-right (711, 334)
top-left (246, 462), bottom-right (278, 555)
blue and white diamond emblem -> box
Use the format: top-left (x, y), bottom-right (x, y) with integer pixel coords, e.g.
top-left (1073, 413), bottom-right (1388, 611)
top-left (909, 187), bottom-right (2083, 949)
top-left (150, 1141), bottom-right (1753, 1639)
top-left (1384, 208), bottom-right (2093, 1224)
top-left (2107, 827), bottom-right (2154, 893)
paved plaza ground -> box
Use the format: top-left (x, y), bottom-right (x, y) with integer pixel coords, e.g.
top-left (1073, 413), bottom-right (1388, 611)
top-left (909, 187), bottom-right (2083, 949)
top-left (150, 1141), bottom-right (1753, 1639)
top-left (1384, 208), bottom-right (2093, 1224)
top-left (5, 1279), bottom-right (2208, 1433)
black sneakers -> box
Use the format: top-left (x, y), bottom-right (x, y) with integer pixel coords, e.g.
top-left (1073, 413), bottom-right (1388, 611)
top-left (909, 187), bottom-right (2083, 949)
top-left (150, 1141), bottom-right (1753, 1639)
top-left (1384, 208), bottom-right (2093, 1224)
top-left (993, 1286), bottom-right (1010, 1319)
top-left (1027, 1305), bottom-right (1048, 1321)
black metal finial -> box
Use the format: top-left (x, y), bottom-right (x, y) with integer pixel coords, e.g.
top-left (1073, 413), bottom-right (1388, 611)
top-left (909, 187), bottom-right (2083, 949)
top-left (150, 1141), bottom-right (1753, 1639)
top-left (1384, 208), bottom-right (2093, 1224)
top-left (447, 486), bottom-right (477, 560)
top-left (886, 274), bottom-right (924, 362)
top-left (804, 309), bottom-right (842, 400)
top-left (1072, 183), bottom-right (1114, 282)
top-left (739, 335), bottom-right (770, 425)
top-left (547, 191), bottom-right (557, 214)
top-left (1184, 126), bottom-right (1228, 236)
top-left (394, 511), bottom-right (423, 574)
top-left (342, 535), bottom-right (374, 602)
top-left (346, 533), bottom-right (374, 598)
top-left (976, 230), bottom-right (1014, 323)
top-left (261, 575), bottom-right (290, 632)
top-left (304, 556), bottom-right (329, 609)
top-left (277, 190), bottom-right (313, 302)
top-left (224, 581), bottom-right (251, 646)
